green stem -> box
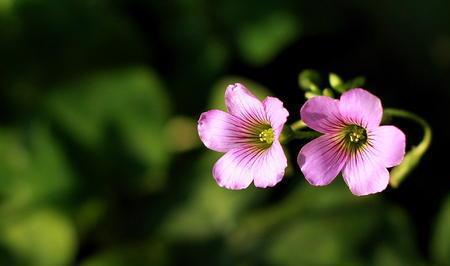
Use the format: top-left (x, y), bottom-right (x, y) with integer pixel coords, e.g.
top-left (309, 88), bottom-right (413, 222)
top-left (280, 120), bottom-right (320, 144)
top-left (293, 130), bottom-right (321, 140)
top-left (383, 108), bottom-right (432, 187)
top-left (290, 120), bottom-right (307, 131)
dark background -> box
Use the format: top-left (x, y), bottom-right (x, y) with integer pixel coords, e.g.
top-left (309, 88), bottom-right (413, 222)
top-left (0, 0), bottom-right (449, 265)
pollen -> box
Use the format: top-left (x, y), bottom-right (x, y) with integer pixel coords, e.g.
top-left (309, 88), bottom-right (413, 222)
top-left (342, 124), bottom-right (368, 151)
top-left (349, 132), bottom-right (363, 143)
top-left (259, 128), bottom-right (275, 144)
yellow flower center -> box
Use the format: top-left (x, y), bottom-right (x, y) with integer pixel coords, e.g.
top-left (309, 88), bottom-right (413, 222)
top-left (259, 128), bottom-right (275, 144)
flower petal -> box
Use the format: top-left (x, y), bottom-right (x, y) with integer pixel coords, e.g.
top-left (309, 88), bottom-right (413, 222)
top-left (369, 125), bottom-right (406, 167)
top-left (212, 146), bottom-right (257, 190)
top-left (342, 151), bottom-right (389, 196)
top-left (253, 141), bottom-right (287, 188)
top-left (225, 83), bottom-right (267, 124)
top-left (298, 134), bottom-right (348, 186)
top-left (198, 110), bottom-right (250, 152)
top-left (339, 88), bottom-right (382, 130)
top-left (300, 96), bottom-right (343, 133)
top-left (263, 97), bottom-right (289, 137)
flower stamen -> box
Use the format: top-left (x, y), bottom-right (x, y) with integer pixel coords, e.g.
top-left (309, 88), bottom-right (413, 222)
top-left (342, 124), bottom-right (367, 152)
top-left (259, 128), bottom-right (275, 144)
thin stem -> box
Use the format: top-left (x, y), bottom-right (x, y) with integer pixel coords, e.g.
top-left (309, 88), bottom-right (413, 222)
top-left (384, 108), bottom-right (432, 187)
top-left (280, 120), bottom-right (320, 144)
top-left (293, 130), bottom-right (321, 140)
top-left (291, 120), bottom-right (307, 131)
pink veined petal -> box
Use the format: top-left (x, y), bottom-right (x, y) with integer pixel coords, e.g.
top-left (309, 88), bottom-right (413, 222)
top-left (262, 97), bottom-right (289, 138)
top-left (369, 125), bottom-right (406, 168)
top-left (298, 134), bottom-right (349, 186)
top-left (198, 110), bottom-right (253, 152)
top-left (300, 96), bottom-right (344, 134)
top-left (253, 141), bottom-right (287, 188)
top-left (342, 150), bottom-right (389, 196)
top-left (225, 83), bottom-right (267, 124)
top-left (339, 88), bottom-right (383, 130)
top-left (212, 146), bottom-right (258, 190)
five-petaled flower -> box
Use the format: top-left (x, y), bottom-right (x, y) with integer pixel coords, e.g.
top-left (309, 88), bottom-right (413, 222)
top-left (298, 88), bottom-right (406, 196)
top-left (198, 83), bottom-right (289, 189)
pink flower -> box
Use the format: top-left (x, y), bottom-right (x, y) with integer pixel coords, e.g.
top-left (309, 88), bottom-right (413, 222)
top-left (198, 83), bottom-right (289, 189)
top-left (298, 88), bottom-right (406, 196)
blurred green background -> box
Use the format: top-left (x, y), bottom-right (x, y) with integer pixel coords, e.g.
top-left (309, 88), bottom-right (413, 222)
top-left (0, 0), bottom-right (449, 265)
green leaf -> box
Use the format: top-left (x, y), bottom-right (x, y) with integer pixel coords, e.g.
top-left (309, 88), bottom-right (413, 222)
top-left (164, 116), bottom-right (200, 153)
top-left (161, 153), bottom-right (262, 240)
top-left (298, 70), bottom-right (321, 92)
top-left (265, 216), bottom-right (367, 265)
top-left (329, 73), bottom-right (343, 89)
top-left (305, 91), bottom-right (319, 99)
top-left (1, 209), bottom-right (77, 266)
top-left (46, 67), bottom-right (170, 146)
top-left (46, 67), bottom-right (172, 191)
top-left (346, 76), bottom-right (366, 89)
top-left (0, 0), bottom-right (12, 14)
top-left (322, 88), bottom-right (334, 97)
top-left (229, 181), bottom-right (374, 255)
top-left (373, 245), bottom-right (413, 266)
top-left (263, 198), bottom-right (424, 265)
top-left (75, 199), bottom-right (106, 236)
top-left (237, 11), bottom-right (300, 66)
top-left (229, 181), bottom-right (423, 265)
top-left (329, 74), bottom-right (366, 94)
top-left (81, 242), bottom-right (167, 266)
top-left (431, 195), bottom-right (450, 265)
top-left (373, 206), bottom-right (425, 266)
top-left (27, 123), bottom-right (75, 202)
top-left (0, 123), bottom-right (74, 212)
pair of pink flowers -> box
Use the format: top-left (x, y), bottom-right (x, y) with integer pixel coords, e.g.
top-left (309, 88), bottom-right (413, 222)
top-left (198, 83), bottom-right (405, 196)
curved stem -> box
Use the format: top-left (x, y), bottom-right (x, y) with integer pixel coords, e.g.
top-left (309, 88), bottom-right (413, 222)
top-left (384, 108), bottom-right (432, 187)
